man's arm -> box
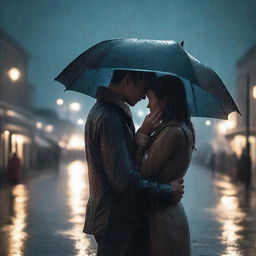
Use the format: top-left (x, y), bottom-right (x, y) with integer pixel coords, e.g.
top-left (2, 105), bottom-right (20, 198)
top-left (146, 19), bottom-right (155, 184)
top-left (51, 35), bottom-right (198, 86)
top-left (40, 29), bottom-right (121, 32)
top-left (98, 111), bottom-right (181, 204)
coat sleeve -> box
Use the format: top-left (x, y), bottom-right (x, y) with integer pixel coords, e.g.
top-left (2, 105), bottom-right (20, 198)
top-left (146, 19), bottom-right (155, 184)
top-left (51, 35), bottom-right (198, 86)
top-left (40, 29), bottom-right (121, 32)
top-left (134, 131), bottom-right (151, 168)
top-left (142, 126), bottom-right (186, 181)
top-left (98, 111), bottom-right (173, 204)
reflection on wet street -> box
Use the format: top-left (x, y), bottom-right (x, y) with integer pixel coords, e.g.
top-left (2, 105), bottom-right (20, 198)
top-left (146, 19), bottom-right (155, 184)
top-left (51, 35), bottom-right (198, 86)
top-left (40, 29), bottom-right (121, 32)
top-left (0, 184), bottom-right (29, 256)
top-left (184, 164), bottom-right (256, 256)
top-left (0, 161), bottom-right (255, 255)
top-left (59, 161), bottom-right (96, 256)
top-left (214, 177), bottom-right (256, 256)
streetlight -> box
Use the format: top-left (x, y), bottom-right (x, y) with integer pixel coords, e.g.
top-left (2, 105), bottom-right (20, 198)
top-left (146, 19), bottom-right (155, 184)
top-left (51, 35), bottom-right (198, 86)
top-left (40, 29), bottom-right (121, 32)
top-left (205, 120), bottom-right (211, 126)
top-left (56, 98), bottom-right (64, 105)
top-left (8, 67), bottom-right (21, 82)
top-left (36, 122), bottom-right (43, 129)
top-left (77, 119), bottom-right (84, 125)
top-left (45, 125), bottom-right (54, 133)
top-left (69, 102), bottom-right (81, 112)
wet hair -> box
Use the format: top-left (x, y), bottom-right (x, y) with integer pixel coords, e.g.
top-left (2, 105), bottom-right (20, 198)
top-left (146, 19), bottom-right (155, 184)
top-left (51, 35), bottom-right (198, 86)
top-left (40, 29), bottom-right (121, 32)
top-left (110, 70), bottom-right (156, 87)
top-left (148, 75), bottom-right (196, 149)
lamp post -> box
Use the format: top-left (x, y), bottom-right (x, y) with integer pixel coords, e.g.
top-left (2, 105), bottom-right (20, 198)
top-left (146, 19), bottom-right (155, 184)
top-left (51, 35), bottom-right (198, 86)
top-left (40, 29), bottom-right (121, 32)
top-left (245, 74), bottom-right (252, 188)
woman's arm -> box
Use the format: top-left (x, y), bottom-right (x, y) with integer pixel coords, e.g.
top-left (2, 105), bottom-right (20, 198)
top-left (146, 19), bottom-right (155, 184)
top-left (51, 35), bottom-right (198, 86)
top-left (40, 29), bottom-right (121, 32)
top-left (134, 131), bottom-right (151, 167)
top-left (135, 109), bottom-right (162, 167)
top-left (141, 125), bottom-right (186, 181)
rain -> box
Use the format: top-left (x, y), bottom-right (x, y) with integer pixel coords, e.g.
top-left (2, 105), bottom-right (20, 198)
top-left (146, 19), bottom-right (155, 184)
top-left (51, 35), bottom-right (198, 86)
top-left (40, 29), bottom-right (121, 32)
top-left (0, 0), bottom-right (256, 255)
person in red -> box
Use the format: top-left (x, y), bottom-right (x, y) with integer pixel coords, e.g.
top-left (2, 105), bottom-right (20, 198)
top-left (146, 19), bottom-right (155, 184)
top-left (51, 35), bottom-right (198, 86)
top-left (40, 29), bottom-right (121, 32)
top-left (7, 153), bottom-right (21, 185)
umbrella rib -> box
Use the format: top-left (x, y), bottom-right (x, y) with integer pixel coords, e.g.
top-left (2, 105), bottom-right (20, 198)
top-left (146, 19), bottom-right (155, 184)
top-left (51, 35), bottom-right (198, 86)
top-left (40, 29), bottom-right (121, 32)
top-left (190, 81), bottom-right (197, 116)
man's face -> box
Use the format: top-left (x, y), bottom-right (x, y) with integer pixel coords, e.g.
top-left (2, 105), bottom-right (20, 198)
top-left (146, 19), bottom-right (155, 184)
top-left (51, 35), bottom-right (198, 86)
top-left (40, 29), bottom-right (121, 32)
top-left (124, 79), bottom-right (148, 106)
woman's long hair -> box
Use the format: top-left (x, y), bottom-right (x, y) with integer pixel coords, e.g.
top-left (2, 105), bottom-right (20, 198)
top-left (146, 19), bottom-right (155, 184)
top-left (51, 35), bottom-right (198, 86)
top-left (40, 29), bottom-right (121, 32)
top-left (148, 75), bottom-right (196, 149)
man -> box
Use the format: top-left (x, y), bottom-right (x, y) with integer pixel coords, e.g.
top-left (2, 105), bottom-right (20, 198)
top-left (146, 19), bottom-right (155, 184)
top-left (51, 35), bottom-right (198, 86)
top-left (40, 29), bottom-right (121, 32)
top-left (83, 70), bottom-right (184, 256)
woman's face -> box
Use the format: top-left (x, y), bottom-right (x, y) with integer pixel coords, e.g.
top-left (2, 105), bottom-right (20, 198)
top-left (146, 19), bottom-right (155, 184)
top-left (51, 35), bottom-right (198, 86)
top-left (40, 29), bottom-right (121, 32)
top-left (146, 90), bottom-right (166, 114)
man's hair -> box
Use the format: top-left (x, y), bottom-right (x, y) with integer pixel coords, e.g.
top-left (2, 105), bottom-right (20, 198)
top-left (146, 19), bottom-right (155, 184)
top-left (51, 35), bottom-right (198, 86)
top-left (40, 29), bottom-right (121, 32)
top-left (110, 70), bottom-right (156, 87)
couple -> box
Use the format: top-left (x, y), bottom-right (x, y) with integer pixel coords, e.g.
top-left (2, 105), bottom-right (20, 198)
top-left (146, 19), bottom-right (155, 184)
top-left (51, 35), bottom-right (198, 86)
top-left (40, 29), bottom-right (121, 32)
top-left (83, 70), bottom-right (195, 256)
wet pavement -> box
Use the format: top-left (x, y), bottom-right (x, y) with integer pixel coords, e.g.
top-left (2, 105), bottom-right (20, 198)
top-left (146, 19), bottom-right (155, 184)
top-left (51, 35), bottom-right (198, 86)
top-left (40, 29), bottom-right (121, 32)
top-left (0, 160), bottom-right (255, 256)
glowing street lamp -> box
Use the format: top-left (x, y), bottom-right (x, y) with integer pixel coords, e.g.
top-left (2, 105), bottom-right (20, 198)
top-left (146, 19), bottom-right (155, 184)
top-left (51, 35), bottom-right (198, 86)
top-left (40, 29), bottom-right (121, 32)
top-left (8, 67), bottom-right (21, 81)
top-left (56, 98), bottom-right (64, 105)
top-left (205, 120), bottom-right (211, 126)
top-left (77, 119), bottom-right (84, 125)
top-left (45, 125), bottom-right (54, 133)
top-left (4, 130), bottom-right (10, 136)
top-left (36, 122), bottom-right (43, 129)
top-left (69, 102), bottom-right (81, 112)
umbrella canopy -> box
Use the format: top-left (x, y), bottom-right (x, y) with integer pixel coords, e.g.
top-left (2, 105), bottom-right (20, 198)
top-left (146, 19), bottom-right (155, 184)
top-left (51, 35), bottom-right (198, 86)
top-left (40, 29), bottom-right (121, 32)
top-left (55, 38), bottom-right (240, 119)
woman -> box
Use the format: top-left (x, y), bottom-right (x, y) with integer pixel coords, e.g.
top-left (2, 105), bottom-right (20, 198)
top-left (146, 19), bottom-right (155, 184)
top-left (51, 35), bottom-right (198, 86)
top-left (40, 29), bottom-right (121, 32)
top-left (135, 75), bottom-right (195, 256)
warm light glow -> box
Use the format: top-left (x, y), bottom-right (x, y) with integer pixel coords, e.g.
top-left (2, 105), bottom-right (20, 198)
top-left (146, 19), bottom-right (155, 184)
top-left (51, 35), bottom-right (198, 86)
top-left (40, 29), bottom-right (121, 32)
top-left (56, 98), bottom-right (64, 105)
top-left (6, 110), bottom-right (17, 117)
top-left (16, 135), bottom-right (24, 144)
top-left (4, 130), bottom-right (10, 136)
top-left (69, 102), bottom-right (81, 112)
top-left (5, 184), bottom-right (28, 256)
top-left (217, 115), bottom-right (236, 135)
top-left (230, 135), bottom-right (246, 157)
top-left (215, 178), bottom-right (245, 255)
top-left (77, 119), bottom-right (84, 125)
top-left (137, 110), bottom-right (145, 118)
top-left (8, 67), bottom-right (21, 81)
top-left (58, 141), bottom-right (66, 148)
top-left (253, 85), bottom-right (256, 99)
top-left (220, 196), bottom-right (239, 211)
top-left (11, 134), bottom-right (16, 153)
top-left (205, 120), bottom-right (211, 126)
top-left (230, 135), bottom-right (255, 157)
top-left (45, 125), bottom-right (54, 132)
top-left (57, 161), bottom-right (90, 254)
top-left (68, 135), bottom-right (84, 149)
top-left (217, 122), bottom-right (228, 134)
top-left (36, 122), bottom-right (43, 129)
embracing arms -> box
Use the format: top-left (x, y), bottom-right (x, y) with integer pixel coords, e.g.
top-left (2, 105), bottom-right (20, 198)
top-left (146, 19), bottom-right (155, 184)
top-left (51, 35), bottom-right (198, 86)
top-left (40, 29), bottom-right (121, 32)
top-left (98, 111), bottom-right (183, 205)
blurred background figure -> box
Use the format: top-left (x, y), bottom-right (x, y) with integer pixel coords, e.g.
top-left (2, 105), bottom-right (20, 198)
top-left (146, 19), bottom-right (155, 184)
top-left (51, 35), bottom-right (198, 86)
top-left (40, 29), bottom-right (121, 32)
top-left (7, 153), bottom-right (21, 185)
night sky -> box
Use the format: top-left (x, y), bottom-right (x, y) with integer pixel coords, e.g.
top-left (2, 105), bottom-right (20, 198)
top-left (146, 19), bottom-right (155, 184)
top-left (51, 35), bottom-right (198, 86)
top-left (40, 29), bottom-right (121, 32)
top-left (1, 0), bottom-right (256, 143)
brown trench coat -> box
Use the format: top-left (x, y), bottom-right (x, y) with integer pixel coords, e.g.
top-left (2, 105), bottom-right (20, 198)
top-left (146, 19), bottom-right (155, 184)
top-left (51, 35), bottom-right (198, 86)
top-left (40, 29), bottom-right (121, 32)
top-left (135, 121), bottom-right (194, 256)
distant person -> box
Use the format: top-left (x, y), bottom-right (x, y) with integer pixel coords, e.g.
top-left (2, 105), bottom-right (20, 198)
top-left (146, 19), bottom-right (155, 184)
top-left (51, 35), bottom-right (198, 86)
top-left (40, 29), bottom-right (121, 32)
top-left (238, 147), bottom-right (252, 188)
top-left (7, 153), bottom-right (21, 185)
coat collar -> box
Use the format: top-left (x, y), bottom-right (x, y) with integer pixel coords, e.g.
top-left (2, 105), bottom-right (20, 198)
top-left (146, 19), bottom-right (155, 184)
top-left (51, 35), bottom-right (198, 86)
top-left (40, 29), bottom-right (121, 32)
top-left (96, 86), bottom-right (133, 119)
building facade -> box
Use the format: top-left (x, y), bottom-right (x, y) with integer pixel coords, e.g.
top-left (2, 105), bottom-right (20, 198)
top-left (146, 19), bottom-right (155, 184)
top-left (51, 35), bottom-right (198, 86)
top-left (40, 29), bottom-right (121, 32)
top-left (219, 46), bottom-right (256, 187)
top-left (0, 29), bottom-right (37, 183)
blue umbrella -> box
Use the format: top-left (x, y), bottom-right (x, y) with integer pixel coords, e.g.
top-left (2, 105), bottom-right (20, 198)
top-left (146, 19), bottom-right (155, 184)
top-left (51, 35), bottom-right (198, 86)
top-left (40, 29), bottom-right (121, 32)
top-left (55, 38), bottom-right (240, 119)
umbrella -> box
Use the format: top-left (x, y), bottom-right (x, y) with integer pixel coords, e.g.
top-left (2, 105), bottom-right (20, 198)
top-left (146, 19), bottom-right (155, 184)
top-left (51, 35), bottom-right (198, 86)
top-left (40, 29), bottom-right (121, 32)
top-left (55, 38), bottom-right (240, 119)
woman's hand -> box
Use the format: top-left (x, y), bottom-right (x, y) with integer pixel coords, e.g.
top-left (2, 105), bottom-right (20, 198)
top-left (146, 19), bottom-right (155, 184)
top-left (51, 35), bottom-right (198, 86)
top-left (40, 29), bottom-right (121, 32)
top-left (138, 108), bottom-right (162, 136)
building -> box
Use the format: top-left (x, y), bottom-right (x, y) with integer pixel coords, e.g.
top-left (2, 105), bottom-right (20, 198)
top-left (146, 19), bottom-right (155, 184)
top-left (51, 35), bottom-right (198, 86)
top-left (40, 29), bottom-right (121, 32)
top-left (0, 28), bottom-right (85, 186)
top-left (0, 28), bottom-right (36, 183)
top-left (213, 45), bottom-right (256, 187)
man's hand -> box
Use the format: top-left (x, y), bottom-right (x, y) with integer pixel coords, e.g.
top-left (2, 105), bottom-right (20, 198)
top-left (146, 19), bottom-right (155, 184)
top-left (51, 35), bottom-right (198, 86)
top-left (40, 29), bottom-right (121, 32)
top-left (170, 178), bottom-right (184, 204)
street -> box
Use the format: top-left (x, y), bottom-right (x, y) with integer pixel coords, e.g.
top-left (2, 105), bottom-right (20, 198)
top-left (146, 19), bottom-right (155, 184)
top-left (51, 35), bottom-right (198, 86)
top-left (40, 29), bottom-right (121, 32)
top-left (0, 160), bottom-right (255, 256)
